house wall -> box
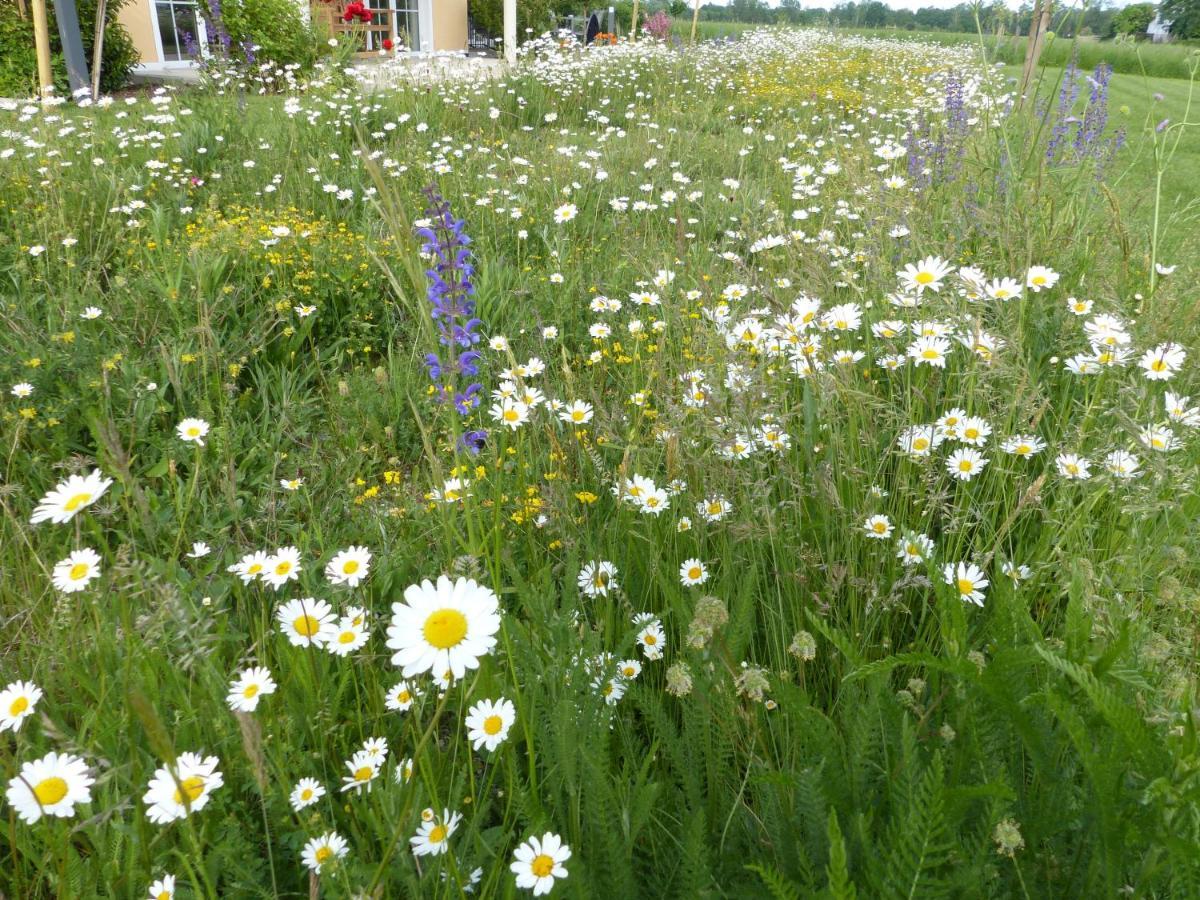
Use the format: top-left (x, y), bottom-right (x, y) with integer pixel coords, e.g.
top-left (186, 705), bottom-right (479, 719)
top-left (432, 0), bottom-right (467, 50)
top-left (119, 0), bottom-right (163, 64)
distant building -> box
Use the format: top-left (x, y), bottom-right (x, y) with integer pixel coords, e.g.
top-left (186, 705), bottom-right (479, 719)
top-left (1147, 14), bottom-right (1172, 42)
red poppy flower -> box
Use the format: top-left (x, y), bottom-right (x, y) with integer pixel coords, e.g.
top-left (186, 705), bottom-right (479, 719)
top-left (382, 38), bottom-right (394, 50)
top-left (341, 1), bottom-right (370, 23)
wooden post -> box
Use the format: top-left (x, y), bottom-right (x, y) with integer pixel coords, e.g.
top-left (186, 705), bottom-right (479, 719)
top-left (1019, 0), bottom-right (1051, 103)
top-left (31, 0), bottom-right (54, 96)
top-left (91, 0), bottom-right (107, 100)
top-left (502, 0), bottom-right (515, 65)
top-left (630, 0), bottom-right (639, 41)
top-left (690, 0), bottom-right (700, 43)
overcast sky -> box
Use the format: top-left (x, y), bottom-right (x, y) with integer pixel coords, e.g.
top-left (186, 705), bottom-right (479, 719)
top-left (716, 0), bottom-right (1134, 10)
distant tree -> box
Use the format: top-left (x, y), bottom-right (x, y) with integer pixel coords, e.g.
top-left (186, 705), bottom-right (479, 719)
top-left (1110, 2), bottom-right (1155, 35)
top-left (1161, 0), bottom-right (1200, 36)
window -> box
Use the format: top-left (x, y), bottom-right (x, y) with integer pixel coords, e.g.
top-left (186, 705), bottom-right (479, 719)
top-left (155, 0), bottom-right (208, 62)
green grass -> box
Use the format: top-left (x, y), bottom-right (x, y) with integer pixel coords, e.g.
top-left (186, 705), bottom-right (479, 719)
top-left (1, 27), bottom-right (1200, 900)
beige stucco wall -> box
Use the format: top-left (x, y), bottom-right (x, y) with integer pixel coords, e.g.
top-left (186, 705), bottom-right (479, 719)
top-left (432, 0), bottom-right (467, 50)
top-left (118, 0), bottom-right (162, 64)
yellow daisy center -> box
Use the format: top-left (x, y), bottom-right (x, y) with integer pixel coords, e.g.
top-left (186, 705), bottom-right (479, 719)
top-left (33, 776), bottom-right (68, 806)
top-left (342, 560), bottom-right (359, 574)
top-left (274, 561), bottom-right (292, 576)
top-left (503, 409), bottom-right (519, 422)
top-left (338, 630), bottom-right (357, 644)
top-left (644, 634), bottom-right (657, 645)
top-left (483, 714), bottom-right (503, 735)
top-left (315, 845), bottom-right (333, 864)
top-left (956, 579), bottom-right (974, 595)
top-left (10, 696), bottom-right (29, 716)
top-left (354, 766), bottom-right (373, 782)
top-left (69, 562), bottom-right (90, 580)
top-left (429, 825), bottom-right (448, 843)
top-left (688, 566), bottom-right (702, 579)
top-left (186, 427), bottom-right (200, 437)
top-left (173, 775), bottom-right (205, 805)
top-left (63, 492), bottom-right (92, 512)
top-left (531, 854), bottom-right (555, 877)
top-left (423, 609), bottom-right (468, 649)
top-left (921, 349), bottom-right (939, 360)
top-left (959, 460), bottom-right (973, 472)
top-left (301, 788), bottom-right (313, 800)
top-left (915, 271), bottom-right (934, 285)
top-left (913, 438), bottom-right (929, 451)
top-left (243, 684), bottom-right (259, 698)
top-left (293, 615), bottom-right (320, 637)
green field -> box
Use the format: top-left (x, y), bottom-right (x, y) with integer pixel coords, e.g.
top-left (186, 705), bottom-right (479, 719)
top-left (1, 26), bottom-right (1200, 900)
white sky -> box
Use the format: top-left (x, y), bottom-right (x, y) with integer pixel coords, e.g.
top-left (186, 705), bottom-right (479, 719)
top-left (712, 0), bottom-right (1132, 10)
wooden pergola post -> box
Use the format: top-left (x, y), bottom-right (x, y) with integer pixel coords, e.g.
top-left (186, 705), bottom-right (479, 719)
top-left (690, 0), bottom-right (700, 43)
top-left (31, 0), bottom-right (54, 96)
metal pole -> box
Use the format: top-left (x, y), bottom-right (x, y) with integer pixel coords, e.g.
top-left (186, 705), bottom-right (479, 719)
top-left (503, 0), bottom-right (516, 66)
top-left (91, 0), bottom-right (107, 100)
top-left (31, 0), bottom-right (54, 96)
top-left (54, 0), bottom-right (92, 95)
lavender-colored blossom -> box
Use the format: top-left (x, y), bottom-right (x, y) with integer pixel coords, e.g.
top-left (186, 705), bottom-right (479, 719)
top-left (417, 185), bottom-right (488, 451)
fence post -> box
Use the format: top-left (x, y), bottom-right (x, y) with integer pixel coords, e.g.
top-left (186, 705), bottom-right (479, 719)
top-left (30, 0), bottom-right (54, 96)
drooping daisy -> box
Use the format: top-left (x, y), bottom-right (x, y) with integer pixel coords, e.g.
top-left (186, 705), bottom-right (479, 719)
top-left (340, 750), bottom-right (382, 794)
top-left (262, 546), bottom-right (302, 589)
top-left (176, 418), bottom-right (210, 447)
top-left (0, 680), bottom-right (43, 733)
top-left (385, 680), bottom-right (420, 712)
top-left (863, 516), bottom-right (893, 540)
top-left (30, 469), bottom-right (113, 525)
top-left (597, 676), bottom-right (626, 705)
top-left (325, 546), bottom-right (371, 588)
top-left (943, 562), bottom-right (988, 607)
top-left (395, 757), bottom-right (415, 785)
top-left (51, 547), bottom-right (102, 593)
top-left (187, 541), bottom-right (211, 559)
top-left (1103, 450), bottom-right (1141, 479)
top-left (147, 874), bottom-right (175, 900)
top-left (226, 666), bottom-right (277, 713)
top-left (410, 809), bottom-right (462, 857)
top-left (1001, 561), bottom-right (1032, 583)
top-left (577, 561), bottom-right (619, 598)
top-left (946, 448), bottom-right (988, 481)
top-left (276, 598), bottom-right (336, 647)
top-left (386, 576), bottom-right (501, 680)
top-left (143, 752), bottom-right (224, 824)
top-left (511, 831), bottom-right (571, 896)
top-left (464, 697), bottom-right (516, 752)
top-left (6, 752), bottom-right (94, 823)
top-left (301, 831), bottom-right (349, 872)
top-left (679, 558), bottom-right (709, 585)
top-left (289, 777), bottom-right (326, 812)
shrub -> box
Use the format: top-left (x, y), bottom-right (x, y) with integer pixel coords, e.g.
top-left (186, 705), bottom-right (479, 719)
top-left (200, 0), bottom-right (321, 68)
top-left (468, 0), bottom-right (568, 42)
top-left (0, 0), bottom-right (137, 97)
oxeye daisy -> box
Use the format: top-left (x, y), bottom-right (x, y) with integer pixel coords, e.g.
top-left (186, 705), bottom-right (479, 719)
top-left (511, 831), bottom-right (571, 896)
top-left (226, 666), bottom-right (277, 713)
top-left (946, 448), bottom-right (988, 481)
top-left (410, 809), bottom-right (462, 856)
top-left (0, 680), bottom-right (43, 732)
top-left (908, 335), bottom-right (950, 367)
top-left (638, 622), bottom-right (666, 660)
top-left (176, 417), bottom-right (210, 446)
top-left (464, 697), bottom-right (516, 752)
top-left (1104, 449), bottom-right (1141, 478)
top-left (386, 576), bottom-right (501, 680)
top-left (617, 658), bottom-right (642, 680)
top-left (896, 532), bottom-right (934, 566)
top-left (1025, 265), bottom-right (1059, 292)
top-left (558, 400), bottom-right (594, 425)
top-left (325, 546), bottom-right (371, 587)
top-left (30, 469), bottom-right (113, 525)
top-left (386, 680), bottom-right (420, 712)
top-left (276, 598), bottom-right (336, 647)
top-left (679, 558), bottom-right (709, 585)
top-left (863, 515), bottom-right (893, 539)
top-left (340, 750), bottom-right (381, 794)
top-left (262, 546), bottom-right (302, 589)
top-left (943, 562), bottom-right (988, 606)
top-left (899, 255), bottom-right (954, 293)
top-left (1001, 435), bottom-right (1046, 458)
top-left (577, 561), bottom-right (619, 597)
top-left (553, 203), bottom-right (577, 223)
top-left (1055, 453), bottom-right (1092, 480)
top-left (1139, 343), bottom-right (1185, 381)
top-left (301, 831), bottom-right (348, 872)
top-left (289, 777), bottom-right (325, 811)
top-left (228, 550), bottom-right (270, 584)
top-left (51, 547), bottom-right (101, 593)
top-left (143, 752), bottom-right (223, 824)
top-left (6, 752), bottom-right (94, 824)
top-left (147, 874), bottom-right (175, 900)
top-left (327, 619), bottom-right (368, 656)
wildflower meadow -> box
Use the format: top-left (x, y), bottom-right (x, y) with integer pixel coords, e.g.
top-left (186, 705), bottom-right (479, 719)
top-left (2, 26), bottom-right (1200, 899)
